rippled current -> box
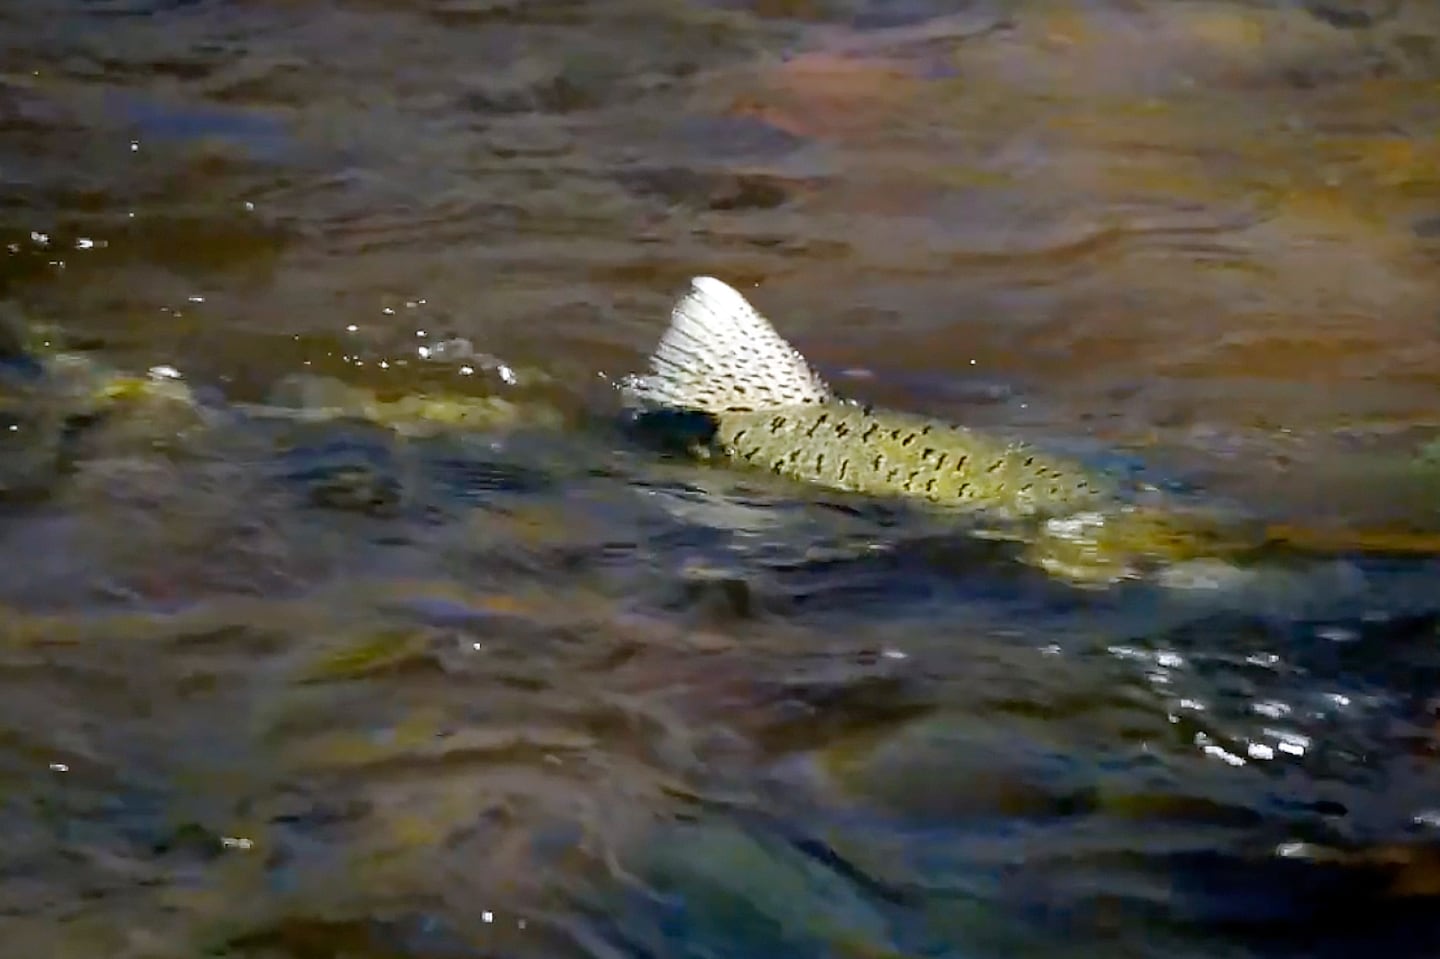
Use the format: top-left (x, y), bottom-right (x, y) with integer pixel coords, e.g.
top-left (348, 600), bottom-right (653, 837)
top-left (4, 1), bottom-right (1440, 956)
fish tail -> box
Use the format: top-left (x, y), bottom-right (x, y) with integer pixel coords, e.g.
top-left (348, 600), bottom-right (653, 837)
top-left (620, 277), bottom-right (834, 414)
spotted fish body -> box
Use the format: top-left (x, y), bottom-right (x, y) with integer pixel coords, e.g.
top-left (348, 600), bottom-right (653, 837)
top-left (622, 276), bottom-right (1122, 521)
top-left (707, 404), bottom-right (1117, 520)
top-left (619, 277), bottom-right (1299, 587)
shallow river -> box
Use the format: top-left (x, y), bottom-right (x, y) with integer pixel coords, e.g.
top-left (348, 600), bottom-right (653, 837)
top-left (4, 1), bottom-right (1440, 956)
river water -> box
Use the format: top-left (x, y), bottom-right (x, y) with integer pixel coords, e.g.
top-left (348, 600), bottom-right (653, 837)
top-left (4, 1), bottom-right (1440, 956)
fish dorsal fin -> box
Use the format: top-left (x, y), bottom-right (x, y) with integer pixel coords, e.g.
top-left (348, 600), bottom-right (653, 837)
top-left (622, 276), bottom-right (834, 413)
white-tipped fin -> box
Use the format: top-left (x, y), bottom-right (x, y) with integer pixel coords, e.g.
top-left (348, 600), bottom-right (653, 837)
top-left (621, 277), bottom-right (833, 413)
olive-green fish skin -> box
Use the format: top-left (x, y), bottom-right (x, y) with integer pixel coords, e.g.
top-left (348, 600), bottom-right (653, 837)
top-left (623, 276), bottom-right (1135, 527)
top-left (707, 402), bottom-right (1119, 519)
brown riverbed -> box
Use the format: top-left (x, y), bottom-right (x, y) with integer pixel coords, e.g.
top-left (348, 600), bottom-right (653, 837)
top-left (4, 1), bottom-right (1440, 957)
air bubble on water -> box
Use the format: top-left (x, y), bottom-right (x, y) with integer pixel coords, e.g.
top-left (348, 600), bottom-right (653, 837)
top-left (1272, 730), bottom-right (1309, 756)
top-left (1202, 743), bottom-right (1246, 766)
top-left (459, 365), bottom-right (475, 376)
top-left (346, 324), bottom-right (359, 333)
top-left (427, 338), bottom-right (475, 362)
top-left (382, 307), bottom-right (395, 315)
top-left (1194, 730), bottom-right (1248, 766)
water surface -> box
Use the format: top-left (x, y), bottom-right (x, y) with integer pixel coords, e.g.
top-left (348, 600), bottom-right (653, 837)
top-left (4, 1), bottom-right (1440, 956)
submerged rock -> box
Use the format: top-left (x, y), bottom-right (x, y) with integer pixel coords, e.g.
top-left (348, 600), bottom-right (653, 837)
top-left (0, 308), bottom-right (571, 512)
top-left (620, 818), bottom-right (897, 959)
top-left (255, 372), bottom-right (566, 436)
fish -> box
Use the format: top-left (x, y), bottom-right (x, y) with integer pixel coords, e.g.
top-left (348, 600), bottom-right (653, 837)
top-left (619, 277), bottom-right (1294, 587)
top-left (621, 276), bottom-right (1131, 518)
